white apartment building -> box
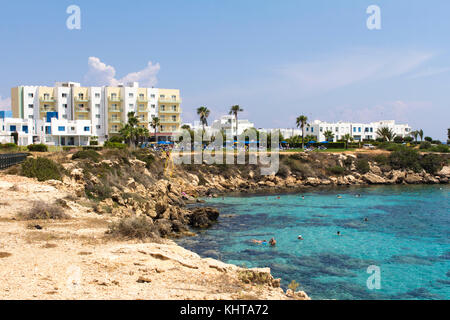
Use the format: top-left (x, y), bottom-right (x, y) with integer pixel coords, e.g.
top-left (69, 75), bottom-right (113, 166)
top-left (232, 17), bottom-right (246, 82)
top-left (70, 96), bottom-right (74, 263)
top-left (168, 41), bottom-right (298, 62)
top-left (10, 82), bottom-right (182, 146)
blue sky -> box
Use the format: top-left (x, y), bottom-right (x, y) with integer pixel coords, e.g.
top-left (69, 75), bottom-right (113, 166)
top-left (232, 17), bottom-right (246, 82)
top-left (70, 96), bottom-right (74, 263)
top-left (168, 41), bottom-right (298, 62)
top-left (0, 0), bottom-right (449, 140)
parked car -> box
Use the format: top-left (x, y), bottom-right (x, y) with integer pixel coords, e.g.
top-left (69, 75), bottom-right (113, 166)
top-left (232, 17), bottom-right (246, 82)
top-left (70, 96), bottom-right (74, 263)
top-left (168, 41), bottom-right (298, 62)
top-left (363, 144), bottom-right (375, 149)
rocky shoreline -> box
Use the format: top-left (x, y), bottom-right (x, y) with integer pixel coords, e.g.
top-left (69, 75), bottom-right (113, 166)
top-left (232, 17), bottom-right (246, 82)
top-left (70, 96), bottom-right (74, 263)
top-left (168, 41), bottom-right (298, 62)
top-left (1, 149), bottom-right (448, 299)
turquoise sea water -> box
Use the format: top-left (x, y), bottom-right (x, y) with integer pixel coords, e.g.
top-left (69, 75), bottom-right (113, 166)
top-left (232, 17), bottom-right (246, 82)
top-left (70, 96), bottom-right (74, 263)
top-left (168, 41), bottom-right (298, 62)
top-left (177, 185), bottom-right (450, 300)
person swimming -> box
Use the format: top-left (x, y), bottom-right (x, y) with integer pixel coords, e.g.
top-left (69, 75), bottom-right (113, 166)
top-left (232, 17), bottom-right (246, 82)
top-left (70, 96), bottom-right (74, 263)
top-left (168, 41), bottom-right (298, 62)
top-left (252, 239), bottom-right (267, 245)
top-left (337, 231), bottom-right (342, 236)
top-left (301, 195), bottom-right (305, 200)
top-left (298, 235), bottom-right (304, 240)
top-left (364, 217), bottom-right (368, 222)
top-left (337, 195), bottom-right (342, 199)
top-left (269, 237), bottom-right (277, 246)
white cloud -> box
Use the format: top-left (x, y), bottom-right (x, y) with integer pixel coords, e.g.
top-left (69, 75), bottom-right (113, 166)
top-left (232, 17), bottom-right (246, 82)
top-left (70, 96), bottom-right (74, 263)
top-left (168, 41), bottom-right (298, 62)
top-left (276, 50), bottom-right (434, 95)
top-left (84, 57), bottom-right (160, 87)
top-left (0, 96), bottom-right (11, 111)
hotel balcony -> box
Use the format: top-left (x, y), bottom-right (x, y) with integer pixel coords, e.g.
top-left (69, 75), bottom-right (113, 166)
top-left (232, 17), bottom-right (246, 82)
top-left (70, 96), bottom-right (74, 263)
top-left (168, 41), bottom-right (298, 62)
top-left (160, 118), bottom-right (180, 124)
top-left (108, 107), bottom-right (123, 113)
top-left (109, 129), bottom-right (120, 134)
top-left (74, 97), bottom-right (90, 102)
top-left (159, 107), bottom-right (182, 113)
top-left (40, 97), bottom-right (56, 103)
top-left (138, 107), bottom-right (149, 112)
top-left (137, 97), bottom-right (149, 103)
top-left (158, 97), bottom-right (182, 104)
top-left (75, 107), bottom-right (90, 113)
top-left (40, 107), bottom-right (57, 112)
top-left (108, 96), bottom-right (122, 102)
top-left (109, 118), bottom-right (121, 123)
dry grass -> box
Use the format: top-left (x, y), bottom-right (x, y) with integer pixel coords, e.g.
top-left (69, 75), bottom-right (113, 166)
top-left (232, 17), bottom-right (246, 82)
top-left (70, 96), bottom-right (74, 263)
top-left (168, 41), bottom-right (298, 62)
top-left (0, 252), bottom-right (12, 258)
top-left (106, 216), bottom-right (160, 240)
top-left (18, 201), bottom-right (70, 220)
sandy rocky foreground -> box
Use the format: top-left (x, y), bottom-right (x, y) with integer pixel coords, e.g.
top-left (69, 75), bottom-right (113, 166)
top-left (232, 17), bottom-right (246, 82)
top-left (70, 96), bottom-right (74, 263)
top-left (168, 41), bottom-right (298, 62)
top-left (0, 173), bottom-right (309, 300)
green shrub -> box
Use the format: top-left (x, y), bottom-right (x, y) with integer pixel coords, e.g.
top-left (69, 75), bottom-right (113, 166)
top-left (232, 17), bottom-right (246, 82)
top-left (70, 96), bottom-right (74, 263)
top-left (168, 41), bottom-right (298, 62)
top-left (393, 136), bottom-right (404, 143)
top-left (72, 150), bottom-right (101, 162)
top-left (84, 181), bottom-right (113, 201)
top-left (62, 146), bottom-right (77, 152)
top-left (424, 137), bottom-right (432, 142)
top-left (89, 140), bottom-right (99, 146)
top-left (343, 157), bottom-right (353, 167)
top-left (419, 154), bottom-right (444, 174)
top-left (133, 151), bottom-right (155, 169)
top-left (373, 154), bottom-right (389, 165)
top-left (107, 216), bottom-right (159, 239)
top-left (108, 136), bottom-right (124, 143)
top-left (27, 144), bottom-right (48, 152)
top-left (419, 141), bottom-right (432, 150)
top-left (21, 157), bottom-right (63, 181)
top-left (404, 136), bottom-right (414, 143)
top-left (389, 147), bottom-right (421, 172)
top-left (356, 159), bottom-right (370, 174)
top-left (104, 141), bottom-right (127, 149)
top-left (431, 144), bottom-right (449, 153)
top-left (0, 143), bottom-right (17, 150)
top-left (328, 165), bottom-right (345, 175)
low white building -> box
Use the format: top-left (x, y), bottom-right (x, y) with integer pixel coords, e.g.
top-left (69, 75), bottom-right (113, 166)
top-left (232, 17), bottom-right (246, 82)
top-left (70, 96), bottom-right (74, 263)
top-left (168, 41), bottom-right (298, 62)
top-left (186, 115), bottom-right (255, 138)
top-left (0, 116), bottom-right (35, 145)
top-left (266, 120), bottom-right (412, 142)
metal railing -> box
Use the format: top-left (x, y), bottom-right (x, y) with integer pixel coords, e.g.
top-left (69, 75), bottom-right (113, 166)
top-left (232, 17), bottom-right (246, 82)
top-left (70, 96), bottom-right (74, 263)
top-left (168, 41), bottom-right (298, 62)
top-left (0, 153), bottom-right (29, 170)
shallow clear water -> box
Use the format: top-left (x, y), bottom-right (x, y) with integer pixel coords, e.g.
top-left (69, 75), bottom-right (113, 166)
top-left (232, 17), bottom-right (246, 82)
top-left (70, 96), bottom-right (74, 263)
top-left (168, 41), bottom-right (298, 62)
top-left (176, 185), bottom-right (450, 300)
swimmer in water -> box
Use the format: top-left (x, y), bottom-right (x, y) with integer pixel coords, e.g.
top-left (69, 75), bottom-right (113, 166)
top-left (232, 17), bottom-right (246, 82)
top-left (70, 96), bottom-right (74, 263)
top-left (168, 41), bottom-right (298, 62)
top-left (252, 239), bottom-right (267, 245)
top-left (269, 237), bottom-right (277, 246)
top-left (298, 235), bottom-right (304, 240)
top-left (364, 217), bottom-right (368, 222)
top-left (301, 195), bottom-right (305, 200)
top-left (337, 195), bottom-right (342, 199)
top-left (337, 231), bottom-right (342, 236)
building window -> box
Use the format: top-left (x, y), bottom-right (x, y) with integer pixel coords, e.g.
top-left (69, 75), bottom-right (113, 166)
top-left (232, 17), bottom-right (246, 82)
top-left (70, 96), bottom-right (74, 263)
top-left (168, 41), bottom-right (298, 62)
top-left (172, 126), bottom-right (176, 131)
top-left (172, 105), bottom-right (177, 111)
top-left (172, 116), bottom-right (177, 122)
top-left (95, 93), bottom-right (100, 98)
top-left (28, 115), bottom-right (33, 119)
top-left (58, 126), bottom-right (65, 132)
top-left (9, 125), bottom-right (17, 132)
top-left (84, 126), bottom-right (90, 132)
top-left (311, 127), bottom-right (314, 133)
top-left (63, 104), bottom-right (68, 108)
top-left (358, 127), bottom-right (361, 132)
top-left (129, 93), bottom-right (134, 98)
top-left (151, 104), bottom-right (155, 108)
top-left (160, 105), bottom-right (165, 111)
top-left (320, 127), bottom-right (323, 132)
top-left (62, 93), bottom-right (67, 98)
top-left (353, 127), bottom-right (356, 132)
top-left (129, 104), bottom-right (133, 108)
top-left (95, 104), bottom-right (100, 108)
top-left (28, 104), bottom-right (33, 108)
top-left (28, 93), bottom-right (34, 98)
top-left (96, 125), bottom-right (101, 129)
top-left (96, 114), bottom-right (101, 118)
top-left (151, 94), bottom-right (155, 99)
top-left (45, 126), bottom-right (51, 134)
top-left (160, 95), bottom-right (165, 98)
top-left (172, 95), bottom-right (176, 100)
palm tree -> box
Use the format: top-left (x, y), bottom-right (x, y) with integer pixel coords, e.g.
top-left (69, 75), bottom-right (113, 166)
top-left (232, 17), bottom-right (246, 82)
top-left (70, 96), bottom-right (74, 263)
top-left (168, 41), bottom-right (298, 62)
top-left (119, 112), bottom-right (140, 147)
top-left (150, 117), bottom-right (161, 143)
top-left (341, 133), bottom-right (354, 149)
top-left (296, 115), bottom-right (308, 149)
top-left (136, 126), bottom-right (149, 146)
top-left (411, 130), bottom-right (419, 142)
top-left (196, 106), bottom-right (210, 136)
top-left (229, 105), bottom-right (243, 138)
top-left (323, 130), bottom-right (335, 142)
top-left (418, 129), bottom-right (424, 142)
top-left (376, 127), bottom-right (396, 142)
